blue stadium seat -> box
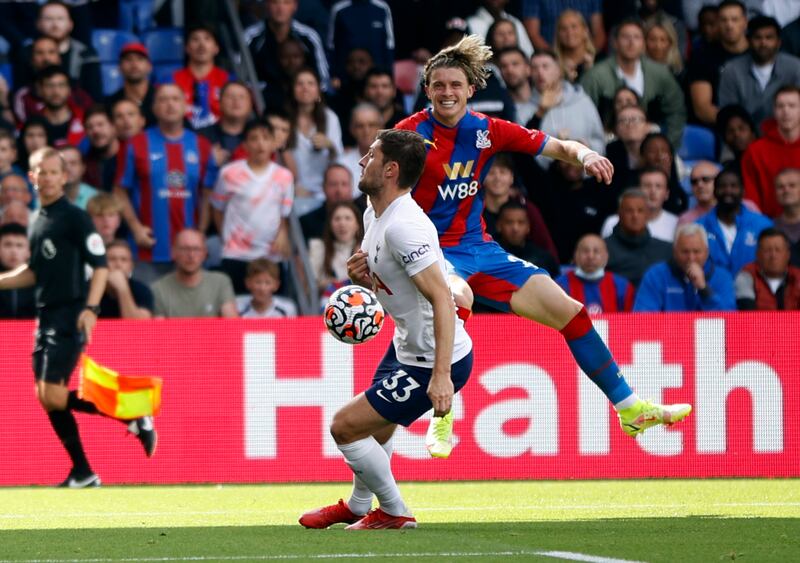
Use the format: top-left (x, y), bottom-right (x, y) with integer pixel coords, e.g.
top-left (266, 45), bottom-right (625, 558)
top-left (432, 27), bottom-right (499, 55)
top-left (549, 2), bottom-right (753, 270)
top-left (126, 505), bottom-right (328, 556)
top-left (678, 125), bottom-right (716, 162)
top-left (92, 29), bottom-right (139, 63)
top-left (0, 63), bottom-right (12, 92)
top-left (153, 64), bottom-right (180, 85)
top-left (142, 28), bottom-right (184, 64)
top-left (119, 0), bottom-right (155, 33)
top-left (100, 64), bottom-right (124, 96)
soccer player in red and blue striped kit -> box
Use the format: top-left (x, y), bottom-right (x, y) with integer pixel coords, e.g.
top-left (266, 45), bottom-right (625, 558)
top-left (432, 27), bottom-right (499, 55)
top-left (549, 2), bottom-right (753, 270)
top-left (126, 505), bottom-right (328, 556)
top-left (395, 35), bottom-right (691, 446)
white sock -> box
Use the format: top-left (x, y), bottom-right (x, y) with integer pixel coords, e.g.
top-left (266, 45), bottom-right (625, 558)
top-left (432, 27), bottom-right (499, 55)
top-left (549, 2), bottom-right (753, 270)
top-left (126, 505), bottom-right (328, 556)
top-left (347, 438), bottom-right (393, 515)
top-left (614, 393), bottom-right (640, 411)
top-left (338, 437), bottom-right (407, 517)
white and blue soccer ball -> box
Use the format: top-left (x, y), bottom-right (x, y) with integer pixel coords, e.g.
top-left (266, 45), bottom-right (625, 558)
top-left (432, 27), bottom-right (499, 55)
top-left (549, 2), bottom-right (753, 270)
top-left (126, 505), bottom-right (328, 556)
top-left (324, 285), bottom-right (384, 345)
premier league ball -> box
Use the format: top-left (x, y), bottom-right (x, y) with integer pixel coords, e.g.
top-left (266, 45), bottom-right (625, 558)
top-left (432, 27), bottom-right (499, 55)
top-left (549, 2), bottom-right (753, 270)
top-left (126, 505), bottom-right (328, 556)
top-left (324, 285), bottom-right (384, 344)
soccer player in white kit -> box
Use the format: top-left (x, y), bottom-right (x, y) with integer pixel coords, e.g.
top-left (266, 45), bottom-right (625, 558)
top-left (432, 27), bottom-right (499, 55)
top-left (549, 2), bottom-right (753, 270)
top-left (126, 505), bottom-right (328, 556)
top-left (299, 129), bottom-right (473, 530)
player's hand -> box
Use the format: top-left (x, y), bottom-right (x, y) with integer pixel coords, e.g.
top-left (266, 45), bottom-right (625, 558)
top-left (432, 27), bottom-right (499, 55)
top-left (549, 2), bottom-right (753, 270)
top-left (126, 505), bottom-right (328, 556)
top-left (427, 374), bottom-right (454, 416)
top-left (685, 262), bottom-right (707, 290)
top-left (346, 250), bottom-right (371, 287)
top-left (77, 309), bottom-right (98, 344)
top-left (133, 224), bottom-right (155, 248)
top-left (584, 153), bottom-right (614, 185)
top-left (311, 132), bottom-right (333, 151)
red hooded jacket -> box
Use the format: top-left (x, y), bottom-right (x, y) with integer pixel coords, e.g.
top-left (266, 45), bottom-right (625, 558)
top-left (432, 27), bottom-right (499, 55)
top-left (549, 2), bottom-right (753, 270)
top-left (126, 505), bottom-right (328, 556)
top-left (741, 119), bottom-right (800, 218)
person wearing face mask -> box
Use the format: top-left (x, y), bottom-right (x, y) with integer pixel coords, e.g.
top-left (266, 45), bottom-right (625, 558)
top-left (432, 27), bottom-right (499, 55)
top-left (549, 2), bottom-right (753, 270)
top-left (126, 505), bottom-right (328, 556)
top-left (696, 167), bottom-right (773, 275)
top-left (634, 223), bottom-right (736, 311)
top-left (556, 234), bottom-right (634, 313)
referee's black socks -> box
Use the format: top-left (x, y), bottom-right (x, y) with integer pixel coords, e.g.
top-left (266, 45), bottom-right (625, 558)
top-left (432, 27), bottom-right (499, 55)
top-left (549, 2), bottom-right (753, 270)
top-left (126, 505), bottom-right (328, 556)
top-left (47, 410), bottom-right (91, 474)
top-left (67, 391), bottom-right (100, 415)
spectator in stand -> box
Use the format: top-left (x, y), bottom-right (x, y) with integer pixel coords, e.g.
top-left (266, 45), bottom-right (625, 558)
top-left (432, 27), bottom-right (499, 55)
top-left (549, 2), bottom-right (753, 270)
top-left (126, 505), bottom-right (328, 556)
top-left (634, 223), bottom-right (736, 311)
top-left (338, 103), bottom-right (380, 196)
top-left (581, 18), bottom-right (686, 149)
top-left (639, 0), bottom-right (688, 60)
top-left (494, 200), bottom-right (560, 277)
top-left (237, 258), bottom-right (297, 318)
top-left (0, 222), bottom-right (35, 319)
top-left (362, 68), bottom-right (407, 130)
top-left (173, 25), bottom-right (233, 131)
top-left (529, 50), bottom-right (605, 157)
top-left (114, 84), bottom-right (218, 284)
top-left (59, 146), bottom-right (98, 209)
top-left (687, 0), bottom-right (749, 126)
top-left (639, 132), bottom-right (687, 214)
top-left (13, 1), bottom-right (102, 101)
top-left (602, 167), bottom-right (678, 242)
top-left (299, 163), bottom-right (356, 242)
top-left (487, 19), bottom-right (523, 60)
top-left (262, 37), bottom-right (312, 112)
top-left (553, 9), bottom-right (597, 84)
top-left (111, 99), bottom-right (146, 142)
top-left (468, 0), bottom-right (534, 59)
top-left (266, 109), bottom-right (298, 178)
top-left (556, 234), bottom-right (635, 313)
top-left (697, 167), bottom-right (773, 276)
top-left (481, 154), bottom-right (558, 259)
top-left (523, 0), bottom-right (605, 53)
top-left (718, 15), bottom-right (800, 127)
top-left (0, 174), bottom-right (31, 213)
top-left (497, 47), bottom-right (535, 126)
top-left (36, 66), bottom-right (85, 148)
top-left (741, 86), bottom-right (800, 218)
top-left (735, 228), bottom-right (800, 310)
top-left (1, 201), bottom-right (30, 228)
top-left (326, 0), bottom-right (394, 87)
top-left (605, 103), bottom-right (650, 193)
top-left (0, 130), bottom-right (23, 182)
top-left (17, 117), bottom-right (49, 173)
top-left (773, 168), bottom-right (800, 244)
top-left (605, 188), bottom-right (673, 287)
top-left (82, 105), bottom-right (118, 192)
top-left (12, 36), bottom-right (93, 126)
top-left (644, 20), bottom-right (684, 80)
top-left (678, 161), bottom-right (721, 226)
top-left (211, 120), bottom-right (293, 295)
top-left (106, 43), bottom-right (156, 127)
top-left (86, 193), bottom-right (122, 245)
top-left (308, 201), bottom-right (362, 294)
top-left (695, 4), bottom-right (720, 47)
top-left (198, 81), bottom-right (254, 167)
top-left (99, 239), bottom-right (154, 319)
top-left (245, 0), bottom-right (330, 92)
top-left (716, 104), bottom-right (758, 172)
top-left (287, 68), bottom-right (343, 213)
top-left (151, 228), bottom-right (237, 318)
top-left (329, 47), bottom-right (374, 143)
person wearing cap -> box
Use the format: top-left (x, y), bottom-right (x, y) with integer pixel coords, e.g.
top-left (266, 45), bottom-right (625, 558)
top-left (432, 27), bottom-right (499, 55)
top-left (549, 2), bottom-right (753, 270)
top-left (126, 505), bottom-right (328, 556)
top-left (105, 42), bottom-right (157, 127)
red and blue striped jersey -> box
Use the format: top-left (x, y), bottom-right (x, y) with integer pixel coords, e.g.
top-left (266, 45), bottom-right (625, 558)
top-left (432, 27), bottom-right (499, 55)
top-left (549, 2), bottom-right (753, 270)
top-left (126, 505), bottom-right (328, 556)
top-left (173, 67), bottom-right (232, 130)
top-left (115, 127), bottom-right (218, 263)
top-left (555, 271), bottom-right (635, 313)
top-left (396, 109), bottom-right (548, 247)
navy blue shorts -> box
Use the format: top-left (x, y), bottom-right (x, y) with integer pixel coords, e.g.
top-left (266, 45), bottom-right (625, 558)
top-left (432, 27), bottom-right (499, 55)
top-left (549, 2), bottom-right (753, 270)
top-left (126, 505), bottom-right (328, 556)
top-left (364, 344), bottom-right (473, 427)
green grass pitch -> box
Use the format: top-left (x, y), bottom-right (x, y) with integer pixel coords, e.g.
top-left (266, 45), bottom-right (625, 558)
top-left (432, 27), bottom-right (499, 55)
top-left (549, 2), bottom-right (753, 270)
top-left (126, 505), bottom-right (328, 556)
top-left (1, 480), bottom-right (798, 562)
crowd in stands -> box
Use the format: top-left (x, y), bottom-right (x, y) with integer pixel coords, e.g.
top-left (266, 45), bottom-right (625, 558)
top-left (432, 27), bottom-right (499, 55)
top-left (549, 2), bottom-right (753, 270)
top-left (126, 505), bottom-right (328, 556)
top-left (2, 0), bottom-right (800, 320)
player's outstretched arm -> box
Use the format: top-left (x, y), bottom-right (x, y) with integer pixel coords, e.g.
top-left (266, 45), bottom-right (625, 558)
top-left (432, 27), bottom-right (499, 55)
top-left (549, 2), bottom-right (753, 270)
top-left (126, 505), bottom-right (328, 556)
top-left (346, 249), bottom-right (372, 288)
top-left (540, 137), bottom-right (614, 185)
top-left (412, 264), bottom-right (455, 416)
top-left (0, 264), bottom-right (35, 289)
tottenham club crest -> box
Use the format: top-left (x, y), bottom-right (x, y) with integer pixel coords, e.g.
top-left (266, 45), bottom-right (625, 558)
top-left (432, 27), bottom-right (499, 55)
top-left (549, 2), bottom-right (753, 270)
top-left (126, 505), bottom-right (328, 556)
top-left (476, 129), bottom-right (491, 149)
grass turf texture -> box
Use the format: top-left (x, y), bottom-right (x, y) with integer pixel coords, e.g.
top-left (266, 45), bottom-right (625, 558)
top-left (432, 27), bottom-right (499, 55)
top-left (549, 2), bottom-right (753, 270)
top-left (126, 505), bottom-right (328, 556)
top-left (0, 480), bottom-right (798, 562)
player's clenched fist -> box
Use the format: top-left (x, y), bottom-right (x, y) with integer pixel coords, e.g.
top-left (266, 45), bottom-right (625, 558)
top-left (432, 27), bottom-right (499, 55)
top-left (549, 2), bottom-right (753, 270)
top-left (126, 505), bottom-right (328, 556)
top-left (346, 249), bottom-right (371, 287)
top-left (584, 153), bottom-right (614, 185)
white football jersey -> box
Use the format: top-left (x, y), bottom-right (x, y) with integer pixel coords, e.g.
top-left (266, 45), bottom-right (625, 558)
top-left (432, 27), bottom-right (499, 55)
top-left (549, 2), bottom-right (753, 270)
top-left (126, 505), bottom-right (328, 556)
top-left (362, 193), bottom-right (472, 368)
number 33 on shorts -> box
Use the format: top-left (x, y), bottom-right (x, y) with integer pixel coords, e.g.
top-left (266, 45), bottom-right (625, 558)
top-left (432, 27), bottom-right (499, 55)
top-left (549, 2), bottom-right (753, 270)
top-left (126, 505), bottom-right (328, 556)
top-left (375, 370), bottom-right (420, 403)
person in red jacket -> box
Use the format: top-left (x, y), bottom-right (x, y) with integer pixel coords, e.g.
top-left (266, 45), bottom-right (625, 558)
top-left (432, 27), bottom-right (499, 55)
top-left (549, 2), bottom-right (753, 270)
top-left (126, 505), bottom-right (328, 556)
top-left (735, 228), bottom-right (800, 310)
top-left (741, 85), bottom-right (800, 218)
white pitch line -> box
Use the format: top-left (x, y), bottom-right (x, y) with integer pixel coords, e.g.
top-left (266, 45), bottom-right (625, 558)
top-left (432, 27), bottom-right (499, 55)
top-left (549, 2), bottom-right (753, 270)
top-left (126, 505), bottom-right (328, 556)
top-left (0, 550), bottom-right (647, 563)
top-left (1, 501), bottom-right (797, 519)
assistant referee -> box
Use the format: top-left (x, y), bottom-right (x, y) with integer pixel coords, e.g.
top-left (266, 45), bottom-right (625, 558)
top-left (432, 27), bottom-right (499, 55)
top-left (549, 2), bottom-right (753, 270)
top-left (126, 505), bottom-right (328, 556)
top-left (0, 147), bottom-right (156, 488)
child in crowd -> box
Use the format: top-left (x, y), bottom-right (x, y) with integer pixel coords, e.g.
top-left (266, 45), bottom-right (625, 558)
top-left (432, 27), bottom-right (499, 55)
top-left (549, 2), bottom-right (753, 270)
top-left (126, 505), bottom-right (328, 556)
top-left (237, 258), bottom-right (297, 318)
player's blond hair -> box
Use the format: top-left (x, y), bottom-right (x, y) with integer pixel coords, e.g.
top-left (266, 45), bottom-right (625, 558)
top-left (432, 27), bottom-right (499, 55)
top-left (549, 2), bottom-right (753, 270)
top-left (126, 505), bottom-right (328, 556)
top-left (423, 34), bottom-right (493, 90)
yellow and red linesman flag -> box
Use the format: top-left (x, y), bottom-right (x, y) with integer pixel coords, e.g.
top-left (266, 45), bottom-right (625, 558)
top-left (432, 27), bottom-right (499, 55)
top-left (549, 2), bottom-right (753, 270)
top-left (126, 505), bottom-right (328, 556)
top-left (79, 354), bottom-right (162, 419)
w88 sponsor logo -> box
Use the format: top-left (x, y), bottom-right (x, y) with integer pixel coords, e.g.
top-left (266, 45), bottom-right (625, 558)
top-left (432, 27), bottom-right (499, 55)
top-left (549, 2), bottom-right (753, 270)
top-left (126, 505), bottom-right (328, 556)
top-left (438, 180), bottom-right (479, 200)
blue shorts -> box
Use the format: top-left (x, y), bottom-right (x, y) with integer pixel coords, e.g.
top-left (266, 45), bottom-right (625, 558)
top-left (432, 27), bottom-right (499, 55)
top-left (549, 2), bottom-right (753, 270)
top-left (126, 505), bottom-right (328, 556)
top-left (364, 344), bottom-right (473, 427)
top-left (443, 240), bottom-right (548, 311)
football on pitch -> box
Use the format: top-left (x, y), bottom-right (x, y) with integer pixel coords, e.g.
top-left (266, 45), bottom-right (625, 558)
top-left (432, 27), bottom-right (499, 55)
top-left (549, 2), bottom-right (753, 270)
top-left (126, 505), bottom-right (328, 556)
top-left (324, 285), bottom-right (384, 345)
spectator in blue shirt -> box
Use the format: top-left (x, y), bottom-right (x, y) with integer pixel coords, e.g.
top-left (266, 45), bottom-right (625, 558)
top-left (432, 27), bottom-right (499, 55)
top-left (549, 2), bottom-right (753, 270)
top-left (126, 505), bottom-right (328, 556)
top-left (634, 223), bottom-right (736, 311)
top-left (696, 167), bottom-right (773, 276)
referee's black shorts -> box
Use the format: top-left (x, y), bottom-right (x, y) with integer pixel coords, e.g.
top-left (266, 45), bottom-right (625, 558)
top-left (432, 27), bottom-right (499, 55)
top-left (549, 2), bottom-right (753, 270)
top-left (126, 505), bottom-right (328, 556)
top-left (33, 304), bottom-right (85, 384)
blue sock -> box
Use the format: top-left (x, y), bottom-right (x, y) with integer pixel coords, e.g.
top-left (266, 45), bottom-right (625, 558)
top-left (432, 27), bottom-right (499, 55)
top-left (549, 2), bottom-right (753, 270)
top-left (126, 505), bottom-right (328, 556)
top-left (560, 308), bottom-right (634, 405)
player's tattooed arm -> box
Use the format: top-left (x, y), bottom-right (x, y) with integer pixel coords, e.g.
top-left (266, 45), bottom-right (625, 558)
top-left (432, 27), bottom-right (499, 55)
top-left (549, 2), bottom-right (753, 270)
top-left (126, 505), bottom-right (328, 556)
top-left (541, 137), bottom-right (614, 185)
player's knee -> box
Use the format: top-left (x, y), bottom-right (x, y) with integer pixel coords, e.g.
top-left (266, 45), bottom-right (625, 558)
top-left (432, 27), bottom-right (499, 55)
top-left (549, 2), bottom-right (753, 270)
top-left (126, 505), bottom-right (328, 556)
top-left (330, 413), bottom-right (356, 445)
top-left (38, 394), bottom-right (66, 412)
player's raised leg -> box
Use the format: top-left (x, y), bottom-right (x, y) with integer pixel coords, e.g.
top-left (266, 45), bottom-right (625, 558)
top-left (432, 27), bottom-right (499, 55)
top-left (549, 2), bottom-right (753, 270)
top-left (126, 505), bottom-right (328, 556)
top-left (509, 274), bottom-right (691, 435)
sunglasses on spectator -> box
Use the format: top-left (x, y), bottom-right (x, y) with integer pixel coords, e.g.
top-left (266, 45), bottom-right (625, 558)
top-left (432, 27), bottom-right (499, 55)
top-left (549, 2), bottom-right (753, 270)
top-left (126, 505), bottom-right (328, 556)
top-left (690, 175), bottom-right (715, 185)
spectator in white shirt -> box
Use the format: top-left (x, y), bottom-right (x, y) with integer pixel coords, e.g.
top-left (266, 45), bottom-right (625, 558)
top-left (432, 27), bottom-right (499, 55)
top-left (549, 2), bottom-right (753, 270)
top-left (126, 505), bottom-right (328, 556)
top-left (602, 167), bottom-right (678, 242)
top-left (237, 258), bottom-right (297, 318)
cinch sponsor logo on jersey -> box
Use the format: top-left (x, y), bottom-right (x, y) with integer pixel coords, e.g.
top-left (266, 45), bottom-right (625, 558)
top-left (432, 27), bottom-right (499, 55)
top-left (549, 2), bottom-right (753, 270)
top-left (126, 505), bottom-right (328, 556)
top-left (401, 243), bottom-right (431, 264)
top-left (438, 160), bottom-right (478, 200)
